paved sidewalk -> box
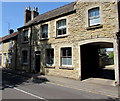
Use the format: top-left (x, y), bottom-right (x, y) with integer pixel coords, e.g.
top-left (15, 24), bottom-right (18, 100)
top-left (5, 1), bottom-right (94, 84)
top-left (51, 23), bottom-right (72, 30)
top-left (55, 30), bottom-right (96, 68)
top-left (2, 68), bottom-right (119, 98)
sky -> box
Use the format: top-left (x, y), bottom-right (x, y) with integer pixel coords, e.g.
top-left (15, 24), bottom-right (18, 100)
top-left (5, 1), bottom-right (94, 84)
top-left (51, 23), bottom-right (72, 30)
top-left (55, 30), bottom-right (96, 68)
top-left (1, 1), bottom-right (75, 37)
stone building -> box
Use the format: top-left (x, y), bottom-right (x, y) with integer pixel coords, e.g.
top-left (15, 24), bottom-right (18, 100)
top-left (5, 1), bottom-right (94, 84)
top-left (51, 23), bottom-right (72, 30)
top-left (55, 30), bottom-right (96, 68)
top-left (0, 30), bottom-right (18, 69)
top-left (16, 1), bottom-right (120, 84)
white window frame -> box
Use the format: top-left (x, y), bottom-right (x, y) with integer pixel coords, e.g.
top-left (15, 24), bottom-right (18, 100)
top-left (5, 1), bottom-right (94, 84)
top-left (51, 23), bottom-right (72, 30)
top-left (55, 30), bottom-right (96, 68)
top-left (41, 24), bottom-right (48, 39)
top-left (88, 7), bottom-right (100, 26)
top-left (56, 19), bottom-right (67, 36)
top-left (23, 30), bottom-right (28, 42)
top-left (46, 48), bottom-right (54, 66)
top-left (61, 47), bottom-right (72, 66)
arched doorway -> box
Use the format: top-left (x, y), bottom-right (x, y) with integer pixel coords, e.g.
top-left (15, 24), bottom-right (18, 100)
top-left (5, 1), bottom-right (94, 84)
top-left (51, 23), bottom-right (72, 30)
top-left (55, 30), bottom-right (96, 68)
top-left (80, 42), bottom-right (115, 80)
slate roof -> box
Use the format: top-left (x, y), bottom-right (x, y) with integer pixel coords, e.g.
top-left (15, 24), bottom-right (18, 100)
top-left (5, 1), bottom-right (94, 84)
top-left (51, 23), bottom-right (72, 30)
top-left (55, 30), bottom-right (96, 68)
top-left (0, 32), bottom-right (18, 42)
top-left (18, 2), bottom-right (76, 30)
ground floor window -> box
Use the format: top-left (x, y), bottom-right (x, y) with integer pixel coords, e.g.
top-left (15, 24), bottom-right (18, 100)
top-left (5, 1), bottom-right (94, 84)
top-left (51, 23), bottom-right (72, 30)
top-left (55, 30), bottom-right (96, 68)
top-left (0, 54), bottom-right (2, 65)
top-left (3, 53), bottom-right (7, 64)
top-left (46, 49), bottom-right (54, 65)
top-left (22, 50), bottom-right (28, 64)
top-left (61, 47), bottom-right (72, 66)
top-left (8, 53), bottom-right (12, 64)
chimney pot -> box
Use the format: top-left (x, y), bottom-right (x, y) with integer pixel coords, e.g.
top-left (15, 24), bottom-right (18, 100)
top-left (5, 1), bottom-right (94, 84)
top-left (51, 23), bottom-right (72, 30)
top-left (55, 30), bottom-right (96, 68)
top-left (33, 7), bottom-right (38, 12)
top-left (9, 29), bottom-right (14, 34)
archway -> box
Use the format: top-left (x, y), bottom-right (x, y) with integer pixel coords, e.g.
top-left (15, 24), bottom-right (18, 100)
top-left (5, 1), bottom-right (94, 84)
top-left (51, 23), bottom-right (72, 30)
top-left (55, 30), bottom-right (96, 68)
top-left (80, 42), bottom-right (115, 80)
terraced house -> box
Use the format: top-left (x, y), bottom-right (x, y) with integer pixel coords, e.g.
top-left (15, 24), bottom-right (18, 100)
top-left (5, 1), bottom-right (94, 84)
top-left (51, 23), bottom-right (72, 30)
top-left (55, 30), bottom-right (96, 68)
top-left (0, 30), bottom-right (18, 69)
top-left (2, 0), bottom-right (120, 85)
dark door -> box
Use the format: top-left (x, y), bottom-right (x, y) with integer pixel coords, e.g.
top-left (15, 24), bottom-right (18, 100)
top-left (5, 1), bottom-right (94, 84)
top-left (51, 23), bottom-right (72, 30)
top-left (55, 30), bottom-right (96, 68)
top-left (81, 45), bottom-right (99, 80)
top-left (35, 51), bottom-right (41, 73)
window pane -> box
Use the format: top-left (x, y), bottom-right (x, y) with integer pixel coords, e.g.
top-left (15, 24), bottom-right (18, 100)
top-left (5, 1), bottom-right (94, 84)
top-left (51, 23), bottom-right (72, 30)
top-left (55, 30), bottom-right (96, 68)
top-left (61, 48), bottom-right (66, 56)
top-left (61, 47), bottom-right (72, 66)
top-left (57, 19), bottom-right (66, 35)
top-left (95, 9), bottom-right (99, 16)
top-left (0, 54), bottom-right (2, 65)
top-left (62, 57), bottom-right (67, 65)
top-left (67, 48), bottom-right (72, 56)
top-left (22, 51), bottom-right (28, 63)
top-left (89, 8), bottom-right (100, 26)
top-left (67, 57), bottom-right (72, 65)
top-left (41, 25), bottom-right (48, 38)
top-left (63, 28), bottom-right (66, 34)
top-left (23, 30), bottom-right (28, 41)
top-left (46, 49), bottom-right (54, 65)
top-left (4, 53), bottom-right (6, 64)
top-left (94, 17), bottom-right (100, 24)
top-left (42, 25), bottom-right (48, 38)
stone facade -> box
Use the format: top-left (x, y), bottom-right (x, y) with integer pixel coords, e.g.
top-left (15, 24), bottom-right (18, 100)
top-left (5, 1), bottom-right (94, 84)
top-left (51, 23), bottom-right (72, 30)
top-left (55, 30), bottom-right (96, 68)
top-left (17, 1), bottom-right (120, 83)
top-left (0, 32), bottom-right (18, 69)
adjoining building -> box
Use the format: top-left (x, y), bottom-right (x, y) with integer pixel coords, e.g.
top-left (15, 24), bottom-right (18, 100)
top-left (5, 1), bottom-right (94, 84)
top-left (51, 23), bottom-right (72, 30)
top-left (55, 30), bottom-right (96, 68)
top-left (0, 30), bottom-right (18, 69)
top-left (1, 0), bottom-right (120, 85)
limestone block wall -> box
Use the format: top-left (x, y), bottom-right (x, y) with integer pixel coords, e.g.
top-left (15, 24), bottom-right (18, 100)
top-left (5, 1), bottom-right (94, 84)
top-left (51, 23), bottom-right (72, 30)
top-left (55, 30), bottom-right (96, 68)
top-left (17, 1), bottom-right (119, 80)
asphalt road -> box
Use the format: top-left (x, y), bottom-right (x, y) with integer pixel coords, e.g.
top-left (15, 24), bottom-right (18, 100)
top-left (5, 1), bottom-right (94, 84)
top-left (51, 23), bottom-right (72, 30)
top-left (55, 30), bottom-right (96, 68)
top-left (1, 69), bottom-right (118, 101)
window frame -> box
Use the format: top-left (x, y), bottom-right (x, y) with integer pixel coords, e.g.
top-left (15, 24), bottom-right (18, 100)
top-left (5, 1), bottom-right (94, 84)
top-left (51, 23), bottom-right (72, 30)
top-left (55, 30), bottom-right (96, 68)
top-left (8, 53), bottom-right (12, 64)
top-left (88, 7), bottom-right (100, 26)
top-left (23, 30), bottom-right (28, 42)
top-left (0, 54), bottom-right (2, 65)
top-left (22, 50), bottom-right (28, 64)
top-left (3, 53), bottom-right (6, 64)
top-left (9, 40), bottom-right (12, 49)
top-left (46, 48), bottom-right (54, 66)
top-left (61, 47), bottom-right (72, 66)
top-left (56, 19), bottom-right (67, 37)
top-left (41, 24), bottom-right (48, 39)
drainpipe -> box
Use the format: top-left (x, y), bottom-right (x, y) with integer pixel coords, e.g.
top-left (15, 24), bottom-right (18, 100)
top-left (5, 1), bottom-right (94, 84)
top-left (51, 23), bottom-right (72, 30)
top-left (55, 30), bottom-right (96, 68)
top-left (29, 26), bottom-right (32, 72)
top-left (15, 36), bottom-right (17, 70)
top-left (116, 2), bottom-right (120, 98)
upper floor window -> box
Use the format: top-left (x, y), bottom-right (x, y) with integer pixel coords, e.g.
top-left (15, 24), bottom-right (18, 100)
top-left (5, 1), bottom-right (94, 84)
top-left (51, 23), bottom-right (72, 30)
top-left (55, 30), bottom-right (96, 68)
top-left (56, 19), bottom-right (66, 36)
top-left (88, 7), bottom-right (100, 26)
top-left (41, 24), bottom-right (48, 39)
top-left (23, 30), bottom-right (28, 42)
top-left (46, 49), bottom-right (54, 65)
top-left (9, 40), bottom-right (12, 49)
top-left (61, 47), bottom-right (72, 66)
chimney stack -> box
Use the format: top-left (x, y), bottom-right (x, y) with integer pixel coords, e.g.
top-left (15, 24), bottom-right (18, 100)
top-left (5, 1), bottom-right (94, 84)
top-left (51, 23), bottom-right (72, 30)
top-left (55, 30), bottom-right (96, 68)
top-left (9, 29), bottom-right (14, 34)
top-left (31, 7), bottom-right (39, 20)
top-left (24, 6), bottom-right (31, 25)
top-left (24, 7), bottom-right (39, 25)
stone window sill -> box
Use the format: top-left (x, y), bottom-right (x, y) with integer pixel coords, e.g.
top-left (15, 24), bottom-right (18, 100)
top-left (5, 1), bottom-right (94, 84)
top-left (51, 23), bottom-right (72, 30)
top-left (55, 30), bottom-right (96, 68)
top-left (55, 34), bottom-right (69, 39)
top-left (40, 38), bottom-right (49, 41)
top-left (45, 66), bottom-right (55, 69)
top-left (22, 41), bottom-right (29, 44)
top-left (22, 63), bottom-right (28, 65)
top-left (86, 24), bottom-right (103, 30)
top-left (59, 67), bottom-right (74, 70)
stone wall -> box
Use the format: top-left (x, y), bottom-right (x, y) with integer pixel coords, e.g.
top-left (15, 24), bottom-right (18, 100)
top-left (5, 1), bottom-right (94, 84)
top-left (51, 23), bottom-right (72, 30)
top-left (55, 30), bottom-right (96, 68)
top-left (17, 1), bottom-right (119, 80)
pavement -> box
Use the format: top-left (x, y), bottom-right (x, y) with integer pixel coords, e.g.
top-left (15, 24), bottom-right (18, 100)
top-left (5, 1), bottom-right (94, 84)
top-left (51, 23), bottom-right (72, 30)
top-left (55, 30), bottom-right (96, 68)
top-left (1, 67), bottom-right (120, 98)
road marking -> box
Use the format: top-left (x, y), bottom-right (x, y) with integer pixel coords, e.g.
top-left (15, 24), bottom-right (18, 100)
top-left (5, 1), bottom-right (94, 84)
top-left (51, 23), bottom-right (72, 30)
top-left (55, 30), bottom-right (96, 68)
top-left (14, 87), bottom-right (45, 99)
top-left (5, 84), bottom-right (46, 100)
top-left (47, 82), bottom-right (118, 98)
